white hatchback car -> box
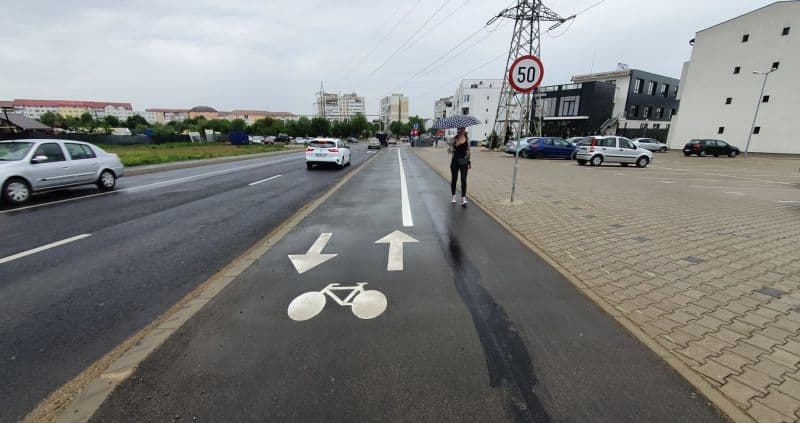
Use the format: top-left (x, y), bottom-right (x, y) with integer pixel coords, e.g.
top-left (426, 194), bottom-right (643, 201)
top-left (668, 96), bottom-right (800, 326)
top-left (575, 136), bottom-right (653, 168)
top-left (305, 138), bottom-right (351, 169)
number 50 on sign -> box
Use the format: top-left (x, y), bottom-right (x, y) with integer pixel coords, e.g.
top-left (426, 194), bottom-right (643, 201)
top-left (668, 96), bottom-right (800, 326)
top-left (508, 55), bottom-right (544, 94)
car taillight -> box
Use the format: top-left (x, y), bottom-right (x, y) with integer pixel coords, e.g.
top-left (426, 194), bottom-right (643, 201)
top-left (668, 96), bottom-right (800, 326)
top-left (693, 144), bottom-right (701, 148)
top-left (305, 147), bottom-right (314, 152)
top-left (328, 148), bottom-right (338, 152)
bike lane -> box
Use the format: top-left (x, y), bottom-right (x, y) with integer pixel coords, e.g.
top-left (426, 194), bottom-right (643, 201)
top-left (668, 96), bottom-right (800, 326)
top-left (88, 147), bottom-right (724, 422)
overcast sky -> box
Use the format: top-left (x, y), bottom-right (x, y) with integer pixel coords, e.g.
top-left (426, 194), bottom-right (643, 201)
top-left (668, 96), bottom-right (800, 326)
top-left (0, 0), bottom-right (771, 118)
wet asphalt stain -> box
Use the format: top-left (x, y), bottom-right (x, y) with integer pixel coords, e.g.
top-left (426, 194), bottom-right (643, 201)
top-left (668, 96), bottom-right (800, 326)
top-left (443, 232), bottom-right (551, 423)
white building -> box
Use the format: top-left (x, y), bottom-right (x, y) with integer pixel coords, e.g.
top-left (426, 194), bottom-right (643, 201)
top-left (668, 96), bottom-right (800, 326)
top-left (11, 99), bottom-right (134, 120)
top-left (667, 1), bottom-right (799, 154)
top-left (380, 93), bottom-right (409, 132)
top-left (448, 79), bottom-right (502, 141)
top-left (314, 91), bottom-right (365, 122)
top-left (434, 96), bottom-right (454, 121)
top-left (145, 108), bottom-right (190, 123)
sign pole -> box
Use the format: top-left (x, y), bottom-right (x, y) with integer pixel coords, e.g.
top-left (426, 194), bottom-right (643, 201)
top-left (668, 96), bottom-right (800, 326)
top-left (507, 55), bottom-right (544, 204)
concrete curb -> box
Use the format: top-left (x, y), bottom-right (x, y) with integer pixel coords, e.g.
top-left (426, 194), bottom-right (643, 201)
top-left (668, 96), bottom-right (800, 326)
top-left (29, 151), bottom-right (384, 423)
top-left (124, 147), bottom-right (304, 176)
top-left (413, 149), bottom-right (752, 423)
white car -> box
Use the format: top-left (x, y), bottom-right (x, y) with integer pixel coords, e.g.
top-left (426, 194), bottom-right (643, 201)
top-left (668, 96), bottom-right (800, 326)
top-left (632, 138), bottom-right (668, 152)
top-left (306, 138), bottom-right (351, 169)
top-left (575, 136), bottom-right (653, 168)
top-left (1, 139), bottom-right (124, 205)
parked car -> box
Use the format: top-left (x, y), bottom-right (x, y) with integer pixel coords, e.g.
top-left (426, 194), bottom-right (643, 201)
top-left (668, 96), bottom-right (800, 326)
top-left (633, 138), bottom-right (669, 152)
top-left (1, 139), bottom-right (124, 205)
top-left (305, 138), bottom-right (351, 169)
top-left (504, 138), bottom-right (535, 156)
top-left (575, 136), bottom-right (653, 168)
top-left (367, 138), bottom-right (381, 149)
top-left (683, 139), bottom-right (740, 157)
top-left (347, 137), bottom-right (357, 144)
top-left (275, 134), bottom-right (291, 143)
top-left (522, 137), bottom-right (576, 160)
top-left (388, 137), bottom-right (398, 145)
top-left (264, 136), bottom-right (277, 144)
top-left (293, 137), bottom-right (307, 144)
top-left (248, 135), bottom-right (265, 144)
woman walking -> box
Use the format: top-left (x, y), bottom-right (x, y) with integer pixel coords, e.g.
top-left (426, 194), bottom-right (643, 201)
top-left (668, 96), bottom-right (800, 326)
top-left (450, 127), bottom-right (470, 207)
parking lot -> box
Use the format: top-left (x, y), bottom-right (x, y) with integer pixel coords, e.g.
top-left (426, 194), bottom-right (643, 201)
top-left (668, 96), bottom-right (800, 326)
top-left (416, 147), bottom-right (800, 422)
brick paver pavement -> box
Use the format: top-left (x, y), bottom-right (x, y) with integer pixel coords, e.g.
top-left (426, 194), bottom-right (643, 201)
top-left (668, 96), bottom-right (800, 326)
top-left (415, 146), bottom-right (800, 422)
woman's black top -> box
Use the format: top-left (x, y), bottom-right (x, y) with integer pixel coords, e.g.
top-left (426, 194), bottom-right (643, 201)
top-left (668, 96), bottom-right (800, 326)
top-left (452, 140), bottom-right (468, 161)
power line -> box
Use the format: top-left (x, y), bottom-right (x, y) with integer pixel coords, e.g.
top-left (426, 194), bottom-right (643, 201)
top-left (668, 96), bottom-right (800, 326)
top-left (368, 0), bottom-right (454, 77)
top-left (410, 51), bottom-right (507, 100)
top-left (575, 0), bottom-right (607, 16)
top-left (338, 0), bottom-right (421, 83)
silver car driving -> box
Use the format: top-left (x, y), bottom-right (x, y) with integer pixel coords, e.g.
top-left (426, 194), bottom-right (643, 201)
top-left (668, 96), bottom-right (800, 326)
top-left (1, 139), bottom-right (125, 205)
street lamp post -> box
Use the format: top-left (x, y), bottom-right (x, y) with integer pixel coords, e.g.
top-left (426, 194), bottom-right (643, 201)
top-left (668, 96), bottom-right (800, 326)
top-left (745, 67), bottom-right (777, 158)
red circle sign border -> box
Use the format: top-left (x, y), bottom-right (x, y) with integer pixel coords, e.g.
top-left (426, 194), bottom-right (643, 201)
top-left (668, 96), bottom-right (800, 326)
top-left (508, 55), bottom-right (544, 94)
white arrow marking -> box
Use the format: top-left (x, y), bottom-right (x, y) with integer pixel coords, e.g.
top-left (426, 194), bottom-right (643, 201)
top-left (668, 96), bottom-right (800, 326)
top-left (375, 230), bottom-right (419, 271)
top-left (288, 233), bottom-right (337, 274)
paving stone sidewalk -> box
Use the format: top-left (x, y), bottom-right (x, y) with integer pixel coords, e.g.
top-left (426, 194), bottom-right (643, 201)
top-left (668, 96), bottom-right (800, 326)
top-left (415, 146), bottom-right (800, 423)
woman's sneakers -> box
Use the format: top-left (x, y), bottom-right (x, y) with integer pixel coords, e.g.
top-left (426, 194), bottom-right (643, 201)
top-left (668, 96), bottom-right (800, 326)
top-left (461, 197), bottom-right (468, 207)
top-left (451, 195), bottom-right (457, 203)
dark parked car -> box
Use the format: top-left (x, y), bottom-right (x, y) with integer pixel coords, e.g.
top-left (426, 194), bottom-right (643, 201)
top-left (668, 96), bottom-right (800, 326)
top-left (683, 139), bottom-right (740, 157)
top-left (522, 137), bottom-right (576, 160)
top-left (275, 134), bottom-right (291, 143)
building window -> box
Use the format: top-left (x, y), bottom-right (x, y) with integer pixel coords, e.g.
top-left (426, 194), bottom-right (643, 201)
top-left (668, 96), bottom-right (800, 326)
top-left (630, 105), bottom-right (640, 118)
top-left (742, 34), bottom-right (749, 42)
top-left (633, 78), bottom-right (643, 94)
top-left (725, 97), bottom-right (732, 104)
top-left (718, 127), bottom-right (725, 134)
top-left (733, 66), bottom-right (741, 74)
top-left (487, 96), bottom-right (490, 100)
top-left (772, 62), bottom-right (780, 70)
top-left (653, 124), bottom-right (661, 129)
top-left (672, 108), bottom-right (677, 116)
top-left (542, 97), bottom-right (557, 117)
top-left (762, 95), bottom-right (770, 103)
top-left (470, 84), bottom-right (478, 88)
top-left (782, 27), bottom-right (790, 36)
top-left (647, 81), bottom-right (656, 95)
top-left (657, 108), bottom-right (665, 119)
top-left (559, 96), bottom-right (579, 116)
top-left (463, 95), bottom-right (470, 102)
top-left (643, 106), bottom-right (651, 118)
top-left (753, 126), bottom-right (761, 134)
top-left (661, 84), bottom-right (669, 97)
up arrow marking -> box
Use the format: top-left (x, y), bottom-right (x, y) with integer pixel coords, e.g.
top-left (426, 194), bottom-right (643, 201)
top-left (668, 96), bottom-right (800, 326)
top-left (288, 233), bottom-right (337, 274)
top-left (375, 230), bottom-right (419, 271)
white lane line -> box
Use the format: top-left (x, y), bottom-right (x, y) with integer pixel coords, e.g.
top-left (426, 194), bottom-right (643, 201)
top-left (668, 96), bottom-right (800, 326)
top-left (398, 149), bottom-right (413, 227)
top-left (689, 185), bottom-right (799, 192)
top-left (726, 192), bottom-right (745, 196)
top-left (778, 200), bottom-right (800, 204)
top-left (0, 234), bottom-right (91, 265)
top-left (248, 174), bottom-right (282, 186)
top-left (0, 155), bottom-right (302, 215)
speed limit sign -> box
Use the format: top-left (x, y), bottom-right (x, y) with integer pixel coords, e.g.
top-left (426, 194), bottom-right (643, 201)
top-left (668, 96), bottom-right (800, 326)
top-left (508, 55), bottom-right (544, 93)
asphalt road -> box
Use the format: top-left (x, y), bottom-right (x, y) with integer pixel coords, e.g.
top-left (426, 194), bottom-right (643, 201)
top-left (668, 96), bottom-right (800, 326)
top-left (90, 147), bottom-right (725, 422)
top-left (0, 144), bottom-right (373, 422)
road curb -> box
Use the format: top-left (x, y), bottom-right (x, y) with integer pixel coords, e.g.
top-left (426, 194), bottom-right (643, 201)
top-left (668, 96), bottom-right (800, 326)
top-left (124, 148), bottom-right (304, 176)
top-left (412, 149), bottom-right (752, 423)
top-left (28, 150), bottom-right (383, 423)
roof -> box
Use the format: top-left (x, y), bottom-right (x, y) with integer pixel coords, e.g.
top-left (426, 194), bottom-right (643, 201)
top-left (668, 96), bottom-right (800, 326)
top-left (146, 108), bottom-right (190, 113)
top-left (230, 110), bottom-right (270, 115)
top-left (572, 69), bottom-right (631, 82)
top-left (266, 111), bottom-right (297, 117)
top-left (189, 106), bottom-right (218, 112)
top-left (0, 101), bottom-right (14, 108)
top-left (1, 113), bottom-right (51, 130)
top-left (698, 1), bottom-right (798, 33)
top-left (13, 99), bottom-right (132, 110)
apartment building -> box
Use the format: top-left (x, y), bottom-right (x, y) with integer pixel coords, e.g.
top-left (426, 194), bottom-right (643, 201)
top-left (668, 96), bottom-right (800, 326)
top-left (314, 91), bottom-right (366, 122)
top-left (449, 79), bottom-right (503, 141)
top-left (10, 99), bottom-right (134, 120)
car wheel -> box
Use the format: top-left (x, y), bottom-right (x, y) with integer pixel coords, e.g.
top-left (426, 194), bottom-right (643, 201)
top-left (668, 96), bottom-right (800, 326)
top-left (520, 150), bottom-right (528, 159)
top-left (660, 147), bottom-right (667, 153)
top-left (729, 150), bottom-right (738, 158)
top-left (636, 157), bottom-right (650, 168)
top-left (699, 150), bottom-right (708, 157)
top-left (590, 155), bottom-right (603, 167)
top-left (533, 152), bottom-right (543, 159)
top-left (683, 152), bottom-right (691, 157)
top-left (577, 159), bottom-right (587, 166)
top-left (306, 162), bottom-right (313, 170)
top-left (3, 178), bottom-right (31, 205)
top-left (621, 163), bottom-right (629, 167)
top-left (97, 170), bottom-right (116, 190)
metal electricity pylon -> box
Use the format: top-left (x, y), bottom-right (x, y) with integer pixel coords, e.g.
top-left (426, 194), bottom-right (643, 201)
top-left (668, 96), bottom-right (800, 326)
top-left (488, 1), bottom-right (570, 146)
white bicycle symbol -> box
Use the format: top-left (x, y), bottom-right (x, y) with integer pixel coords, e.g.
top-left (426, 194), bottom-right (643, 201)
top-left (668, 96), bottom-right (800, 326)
top-left (288, 283), bottom-right (387, 321)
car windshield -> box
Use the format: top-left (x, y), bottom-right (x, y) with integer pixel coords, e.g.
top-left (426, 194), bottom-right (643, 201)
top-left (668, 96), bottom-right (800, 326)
top-left (0, 142), bottom-right (34, 160)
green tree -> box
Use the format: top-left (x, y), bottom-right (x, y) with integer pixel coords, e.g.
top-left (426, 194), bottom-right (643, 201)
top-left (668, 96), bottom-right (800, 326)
top-left (126, 114), bottom-right (148, 129)
top-left (230, 118), bottom-right (247, 132)
top-left (310, 117), bottom-right (331, 136)
top-left (104, 115), bottom-right (121, 127)
top-left (79, 112), bottom-right (96, 132)
top-left (389, 121), bottom-right (407, 136)
top-left (38, 111), bottom-right (58, 127)
top-left (408, 115), bottom-right (426, 133)
top-left (350, 113), bottom-right (370, 138)
top-left (295, 117), bottom-right (311, 137)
